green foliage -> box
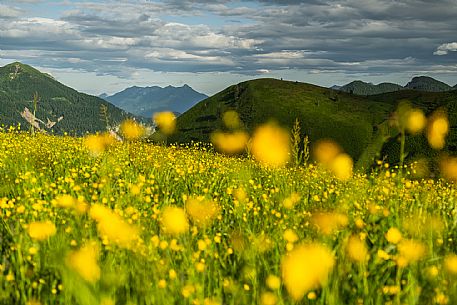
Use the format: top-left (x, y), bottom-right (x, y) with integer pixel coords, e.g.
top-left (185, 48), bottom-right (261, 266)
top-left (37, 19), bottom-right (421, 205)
top-left (99, 104), bottom-right (110, 131)
top-left (291, 118), bottom-right (303, 167)
top-left (290, 118), bottom-right (310, 167)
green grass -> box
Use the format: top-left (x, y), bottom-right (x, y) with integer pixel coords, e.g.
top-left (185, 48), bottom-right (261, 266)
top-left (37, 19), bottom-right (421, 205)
top-left (1, 129), bottom-right (457, 305)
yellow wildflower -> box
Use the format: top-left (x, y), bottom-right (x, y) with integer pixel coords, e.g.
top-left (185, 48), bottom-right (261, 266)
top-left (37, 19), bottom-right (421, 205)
top-left (283, 229), bottom-right (299, 243)
top-left (211, 131), bottom-right (249, 154)
top-left (397, 239), bottom-right (426, 266)
top-left (427, 111), bottom-right (449, 149)
top-left (89, 205), bottom-right (140, 248)
top-left (260, 292), bottom-right (277, 305)
top-left (385, 227), bottom-right (402, 244)
top-left (185, 197), bottom-right (220, 227)
top-left (330, 153), bottom-right (353, 180)
top-left (406, 109), bottom-right (426, 134)
top-left (222, 110), bottom-right (242, 129)
top-left (251, 123), bottom-right (290, 167)
top-left (28, 221), bottom-right (56, 241)
top-left (440, 156), bottom-right (457, 182)
top-left (120, 119), bottom-right (145, 140)
top-left (346, 235), bottom-right (368, 263)
top-left (161, 206), bottom-right (189, 235)
top-left (66, 243), bottom-right (100, 283)
top-left (313, 139), bottom-right (341, 165)
top-left (55, 194), bottom-right (76, 208)
top-left (312, 212), bottom-right (348, 235)
top-left (153, 111), bottom-right (176, 135)
top-left (83, 133), bottom-right (116, 156)
top-left (282, 192), bottom-right (301, 209)
top-left (266, 275), bottom-right (281, 290)
top-left (281, 243), bottom-right (334, 300)
top-left (444, 254), bottom-right (457, 274)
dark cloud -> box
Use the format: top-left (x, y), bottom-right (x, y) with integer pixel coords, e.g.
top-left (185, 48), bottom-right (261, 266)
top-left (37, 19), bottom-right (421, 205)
top-left (0, 0), bottom-right (456, 82)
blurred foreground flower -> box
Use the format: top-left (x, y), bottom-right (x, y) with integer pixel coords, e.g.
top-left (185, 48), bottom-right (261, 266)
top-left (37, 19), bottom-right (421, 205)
top-left (28, 221), bottom-right (56, 241)
top-left (153, 111), bottom-right (176, 135)
top-left (385, 227), bottom-right (402, 244)
top-left (397, 239), bottom-right (426, 267)
top-left (161, 206), bottom-right (189, 235)
top-left (444, 254), bottom-right (457, 274)
top-left (120, 119), bottom-right (146, 140)
top-left (211, 131), bottom-right (249, 154)
top-left (67, 243), bottom-right (100, 283)
top-left (251, 123), bottom-right (290, 167)
top-left (346, 235), bottom-right (369, 263)
top-left (84, 133), bottom-right (117, 156)
top-left (282, 192), bottom-right (301, 209)
top-left (440, 156), bottom-right (457, 182)
top-left (222, 110), bottom-right (242, 129)
top-left (330, 153), bottom-right (353, 180)
top-left (427, 111), bottom-right (449, 149)
top-left (312, 212), bottom-right (348, 235)
top-left (89, 205), bottom-right (140, 248)
top-left (281, 243), bottom-right (334, 300)
top-left (313, 140), bottom-right (353, 180)
top-left (313, 139), bottom-right (341, 165)
top-left (406, 109), bottom-right (426, 134)
top-left (186, 197), bottom-right (220, 227)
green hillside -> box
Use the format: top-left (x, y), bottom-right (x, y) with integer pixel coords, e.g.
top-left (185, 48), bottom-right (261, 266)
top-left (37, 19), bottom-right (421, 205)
top-left (0, 62), bottom-right (140, 134)
top-left (171, 78), bottom-right (393, 161)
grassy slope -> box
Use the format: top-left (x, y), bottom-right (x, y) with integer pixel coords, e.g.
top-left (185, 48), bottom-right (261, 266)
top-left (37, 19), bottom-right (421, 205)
top-left (0, 62), bottom-right (140, 135)
top-left (172, 78), bottom-right (392, 161)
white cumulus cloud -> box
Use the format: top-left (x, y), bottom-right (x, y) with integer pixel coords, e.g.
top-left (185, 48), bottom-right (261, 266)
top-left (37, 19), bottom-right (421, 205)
top-left (434, 42), bottom-right (457, 55)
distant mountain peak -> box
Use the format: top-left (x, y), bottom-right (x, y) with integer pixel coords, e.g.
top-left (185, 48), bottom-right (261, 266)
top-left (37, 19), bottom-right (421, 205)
top-left (405, 76), bottom-right (451, 92)
top-left (104, 84), bottom-right (208, 118)
top-left (339, 80), bottom-right (403, 95)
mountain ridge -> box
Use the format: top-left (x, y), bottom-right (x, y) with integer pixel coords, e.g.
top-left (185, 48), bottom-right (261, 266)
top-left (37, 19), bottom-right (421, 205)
top-left (102, 84), bottom-right (208, 118)
top-left (337, 76), bottom-right (454, 95)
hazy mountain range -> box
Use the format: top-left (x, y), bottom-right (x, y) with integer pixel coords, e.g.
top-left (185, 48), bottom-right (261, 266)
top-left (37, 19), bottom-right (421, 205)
top-left (100, 85), bottom-right (208, 118)
top-left (336, 76), bottom-right (456, 95)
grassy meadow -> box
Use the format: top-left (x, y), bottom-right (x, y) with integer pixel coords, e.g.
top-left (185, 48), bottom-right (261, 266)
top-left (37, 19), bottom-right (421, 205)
top-left (1, 113), bottom-right (457, 305)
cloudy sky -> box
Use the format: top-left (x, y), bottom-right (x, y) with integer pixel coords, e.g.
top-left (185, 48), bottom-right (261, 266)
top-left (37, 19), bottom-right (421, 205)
top-left (0, 0), bottom-right (456, 95)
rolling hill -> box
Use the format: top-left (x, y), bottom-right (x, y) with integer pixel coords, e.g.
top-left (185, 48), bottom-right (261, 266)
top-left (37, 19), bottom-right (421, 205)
top-left (339, 81), bottom-right (403, 95)
top-left (170, 78), bottom-right (394, 162)
top-left (171, 78), bottom-right (457, 168)
top-left (102, 85), bottom-right (208, 118)
top-left (0, 62), bottom-right (140, 135)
